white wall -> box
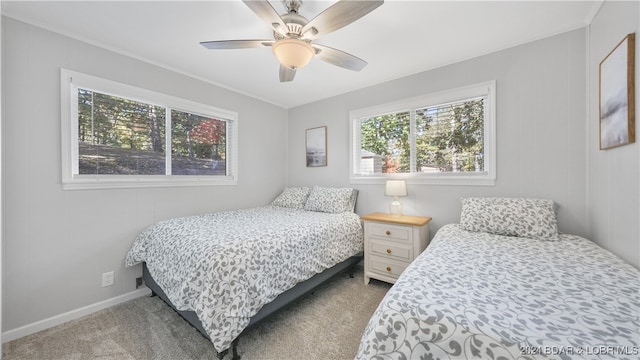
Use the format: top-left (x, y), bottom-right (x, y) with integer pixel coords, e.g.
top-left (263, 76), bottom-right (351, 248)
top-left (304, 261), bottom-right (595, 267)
top-left (1, 17), bottom-right (288, 334)
top-left (587, 1), bottom-right (640, 269)
top-left (288, 29), bottom-right (588, 241)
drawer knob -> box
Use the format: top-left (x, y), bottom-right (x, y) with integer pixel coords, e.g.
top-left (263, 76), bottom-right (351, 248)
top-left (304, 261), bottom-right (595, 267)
top-left (385, 230), bottom-right (391, 235)
top-left (386, 266), bottom-right (391, 272)
top-left (386, 248), bottom-right (392, 254)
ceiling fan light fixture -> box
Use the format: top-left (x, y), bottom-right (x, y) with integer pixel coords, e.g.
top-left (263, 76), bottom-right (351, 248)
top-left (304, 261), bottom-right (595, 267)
top-left (272, 38), bottom-right (315, 69)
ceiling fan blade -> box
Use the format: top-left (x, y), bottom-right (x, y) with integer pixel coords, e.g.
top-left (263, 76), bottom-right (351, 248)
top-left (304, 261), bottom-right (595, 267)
top-left (279, 65), bottom-right (296, 82)
top-left (313, 44), bottom-right (367, 71)
top-left (242, 0), bottom-right (288, 36)
top-left (301, 0), bottom-right (384, 40)
top-left (200, 40), bottom-right (273, 49)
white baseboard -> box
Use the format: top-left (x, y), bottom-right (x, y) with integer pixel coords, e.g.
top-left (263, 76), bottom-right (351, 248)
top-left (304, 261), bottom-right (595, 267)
top-left (1, 287), bottom-right (152, 343)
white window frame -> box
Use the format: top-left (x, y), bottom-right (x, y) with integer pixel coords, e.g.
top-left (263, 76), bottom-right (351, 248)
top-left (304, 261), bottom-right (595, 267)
top-left (350, 81), bottom-right (496, 186)
top-left (61, 69), bottom-right (238, 190)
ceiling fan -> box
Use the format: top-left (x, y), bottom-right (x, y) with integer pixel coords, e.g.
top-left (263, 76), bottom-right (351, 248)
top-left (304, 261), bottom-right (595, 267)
top-left (200, 0), bottom-right (384, 82)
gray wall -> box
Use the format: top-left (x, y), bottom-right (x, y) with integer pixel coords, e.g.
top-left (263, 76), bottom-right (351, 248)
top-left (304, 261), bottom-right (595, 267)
top-left (587, 1), bottom-right (640, 269)
top-left (288, 29), bottom-right (589, 241)
top-left (0, 7), bottom-right (4, 348)
top-left (2, 17), bottom-right (287, 331)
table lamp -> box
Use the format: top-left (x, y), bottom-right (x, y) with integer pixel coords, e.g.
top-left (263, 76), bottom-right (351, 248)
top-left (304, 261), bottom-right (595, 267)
top-left (385, 180), bottom-right (407, 216)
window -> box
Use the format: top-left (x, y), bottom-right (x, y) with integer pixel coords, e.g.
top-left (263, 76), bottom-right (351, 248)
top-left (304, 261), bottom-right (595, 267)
top-left (350, 81), bottom-right (495, 185)
top-left (61, 69), bottom-right (237, 190)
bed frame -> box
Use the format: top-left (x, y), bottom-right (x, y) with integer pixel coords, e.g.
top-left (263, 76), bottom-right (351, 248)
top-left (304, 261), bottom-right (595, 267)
top-left (143, 254), bottom-right (363, 360)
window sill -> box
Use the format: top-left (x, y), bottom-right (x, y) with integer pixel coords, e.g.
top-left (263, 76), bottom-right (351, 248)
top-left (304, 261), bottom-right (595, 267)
top-left (61, 176), bottom-right (237, 190)
top-left (350, 173), bottom-right (496, 186)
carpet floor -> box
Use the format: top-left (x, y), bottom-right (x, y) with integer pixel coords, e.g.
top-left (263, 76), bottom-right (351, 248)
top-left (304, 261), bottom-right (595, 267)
top-left (3, 270), bottom-right (391, 360)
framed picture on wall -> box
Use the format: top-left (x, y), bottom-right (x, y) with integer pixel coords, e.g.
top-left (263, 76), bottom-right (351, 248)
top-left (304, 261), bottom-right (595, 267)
top-left (306, 126), bottom-right (327, 167)
top-left (599, 33), bottom-right (635, 150)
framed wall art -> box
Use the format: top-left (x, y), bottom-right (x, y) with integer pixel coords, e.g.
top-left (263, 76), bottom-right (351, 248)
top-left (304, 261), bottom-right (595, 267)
top-left (600, 33), bottom-right (635, 150)
top-left (306, 126), bottom-right (327, 167)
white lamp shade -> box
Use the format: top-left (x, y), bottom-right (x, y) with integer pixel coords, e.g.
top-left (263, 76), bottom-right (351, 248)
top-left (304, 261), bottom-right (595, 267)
top-left (272, 38), bottom-right (315, 69)
top-left (385, 180), bottom-right (407, 197)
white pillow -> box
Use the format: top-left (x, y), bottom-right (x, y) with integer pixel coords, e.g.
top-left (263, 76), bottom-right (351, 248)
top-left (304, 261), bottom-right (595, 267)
top-left (459, 197), bottom-right (559, 240)
top-left (304, 186), bottom-right (355, 213)
top-left (270, 187), bottom-right (311, 209)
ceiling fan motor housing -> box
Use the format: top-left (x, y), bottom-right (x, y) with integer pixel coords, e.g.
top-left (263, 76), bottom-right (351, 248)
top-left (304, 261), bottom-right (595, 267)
top-left (276, 11), bottom-right (309, 40)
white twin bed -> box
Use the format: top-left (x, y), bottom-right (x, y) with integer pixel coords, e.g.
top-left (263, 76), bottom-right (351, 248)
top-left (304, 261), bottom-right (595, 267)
top-left (356, 198), bottom-right (640, 359)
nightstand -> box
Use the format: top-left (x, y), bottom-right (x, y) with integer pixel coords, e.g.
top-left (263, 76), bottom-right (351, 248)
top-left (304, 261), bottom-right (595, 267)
top-left (361, 212), bottom-right (432, 284)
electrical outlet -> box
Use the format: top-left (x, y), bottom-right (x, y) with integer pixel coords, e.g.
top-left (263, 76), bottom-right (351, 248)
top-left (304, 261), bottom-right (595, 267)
top-left (102, 271), bottom-right (115, 287)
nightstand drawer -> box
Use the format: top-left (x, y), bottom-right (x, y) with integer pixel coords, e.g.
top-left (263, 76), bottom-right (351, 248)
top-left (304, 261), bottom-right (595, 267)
top-left (370, 240), bottom-right (413, 261)
top-left (369, 256), bottom-right (409, 278)
top-left (369, 223), bottom-right (411, 242)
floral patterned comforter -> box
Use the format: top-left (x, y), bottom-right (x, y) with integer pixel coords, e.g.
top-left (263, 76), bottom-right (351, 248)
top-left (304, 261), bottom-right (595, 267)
top-left (356, 224), bottom-right (640, 360)
top-left (125, 206), bottom-right (363, 353)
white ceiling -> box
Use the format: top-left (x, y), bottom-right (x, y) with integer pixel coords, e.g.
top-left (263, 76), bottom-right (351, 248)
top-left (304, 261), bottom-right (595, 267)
top-left (2, 0), bottom-right (601, 108)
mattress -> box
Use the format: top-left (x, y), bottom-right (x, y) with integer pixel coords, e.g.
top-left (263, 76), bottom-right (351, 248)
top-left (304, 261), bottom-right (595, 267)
top-left (356, 224), bottom-right (640, 359)
top-left (125, 205), bottom-right (363, 352)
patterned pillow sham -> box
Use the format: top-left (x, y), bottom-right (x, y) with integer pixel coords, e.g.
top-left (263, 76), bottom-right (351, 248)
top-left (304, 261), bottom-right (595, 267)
top-left (270, 187), bottom-right (311, 209)
top-left (304, 186), bottom-right (355, 213)
top-left (460, 197), bottom-right (559, 240)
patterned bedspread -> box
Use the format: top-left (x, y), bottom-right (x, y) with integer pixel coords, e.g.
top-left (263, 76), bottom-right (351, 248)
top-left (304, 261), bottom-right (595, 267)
top-left (125, 205), bottom-right (363, 353)
top-left (356, 224), bottom-right (640, 359)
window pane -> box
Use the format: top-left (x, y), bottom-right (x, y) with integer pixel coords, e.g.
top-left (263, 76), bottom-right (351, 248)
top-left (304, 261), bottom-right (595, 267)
top-left (360, 112), bottom-right (411, 174)
top-left (77, 89), bottom-right (166, 175)
top-left (416, 97), bottom-right (485, 173)
top-left (171, 110), bottom-right (227, 176)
